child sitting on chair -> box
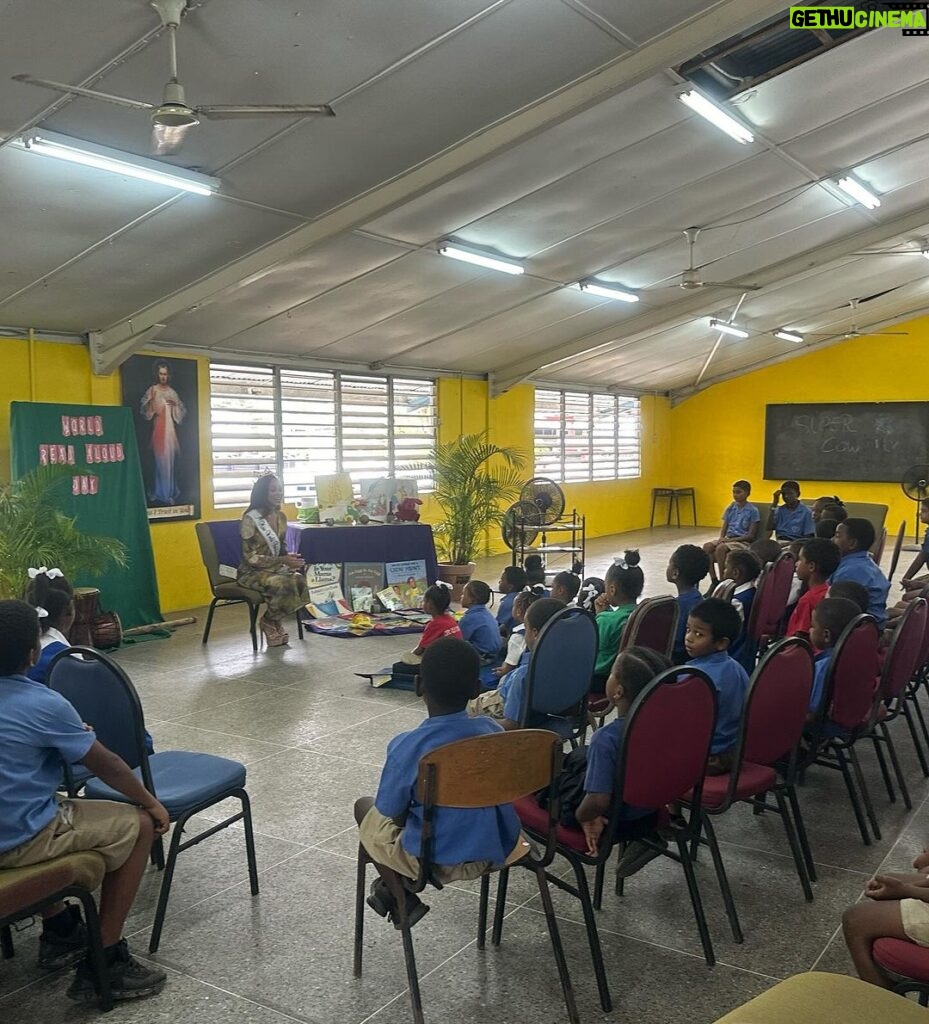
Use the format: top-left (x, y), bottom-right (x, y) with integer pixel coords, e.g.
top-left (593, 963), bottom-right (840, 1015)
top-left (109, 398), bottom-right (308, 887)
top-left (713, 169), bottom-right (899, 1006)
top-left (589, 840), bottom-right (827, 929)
top-left (766, 481), bottom-right (814, 545)
top-left (685, 599), bottom-right (750, 774)
top-left (787, 538), bottom-right (840, 640)
top-left (843, 845), bottom-right (929, 989)
top-left (493, 589), bottom-right (541, 681)
top-left (591, 552), bottom-right (643, 693)
top-left (831, 519), bottom-right (890, 628)
top-left (703, 480), bottom-right (761, 586)
top-left (807, 597), bottom-right (862, 718)
top-left (496, 566), bottom-right (528, 639)
top-left (550, 571), bottom-right (581, 606)
top-left (888, 499), bottom-right (929, 624)
top-left (667, 545), bottom-right (710, 664)
top-left (354, 638), bottom-right (523, 928)
top-left (723, 549), bottom-right (762, 672)
top-left (0, 600), bottom-right (168, 1002)
top-left (459, 581), bottom-right (502, 687)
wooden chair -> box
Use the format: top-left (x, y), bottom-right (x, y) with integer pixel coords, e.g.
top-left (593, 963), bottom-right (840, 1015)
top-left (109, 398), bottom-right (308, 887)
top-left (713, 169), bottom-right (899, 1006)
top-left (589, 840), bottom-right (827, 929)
top-left (888, 520), bottom-right (908, 581)
top-left (195, 522), bottom-right (303, 650)
top-left (0, 852), bottom-right (112, 1011)
top-left (353, 730), bottom-right (579, 1024)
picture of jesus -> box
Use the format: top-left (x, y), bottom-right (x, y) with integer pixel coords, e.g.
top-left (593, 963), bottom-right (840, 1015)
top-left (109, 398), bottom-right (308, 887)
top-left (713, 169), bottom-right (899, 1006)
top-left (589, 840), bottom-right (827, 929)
top-left (141, 360), bottom-right (186, 505)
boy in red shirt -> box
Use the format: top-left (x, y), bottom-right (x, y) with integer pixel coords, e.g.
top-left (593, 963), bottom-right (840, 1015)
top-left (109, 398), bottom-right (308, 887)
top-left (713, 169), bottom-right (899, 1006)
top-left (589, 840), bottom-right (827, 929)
top-left (787, 538), bottom-right (840, 639)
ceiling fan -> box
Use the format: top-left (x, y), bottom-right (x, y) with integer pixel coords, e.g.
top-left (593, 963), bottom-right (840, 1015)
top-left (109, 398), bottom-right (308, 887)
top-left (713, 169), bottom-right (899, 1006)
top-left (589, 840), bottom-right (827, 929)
top-left (11, 0), bottom-right (334, 156)
top-left (805, 298), bottom-right (911, 339)
top-left (668, 227), bottom-right (763, 292)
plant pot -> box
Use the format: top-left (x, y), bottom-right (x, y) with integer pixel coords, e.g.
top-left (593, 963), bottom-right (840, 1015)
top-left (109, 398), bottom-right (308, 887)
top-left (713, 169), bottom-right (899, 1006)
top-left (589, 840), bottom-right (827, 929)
top-left (437, 562), bottom-right (476, 603)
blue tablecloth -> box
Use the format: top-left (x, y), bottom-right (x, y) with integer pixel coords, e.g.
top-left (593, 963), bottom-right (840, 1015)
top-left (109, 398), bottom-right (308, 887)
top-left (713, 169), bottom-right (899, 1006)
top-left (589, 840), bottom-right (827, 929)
top-left (205, 520), bottom-right (439, 582)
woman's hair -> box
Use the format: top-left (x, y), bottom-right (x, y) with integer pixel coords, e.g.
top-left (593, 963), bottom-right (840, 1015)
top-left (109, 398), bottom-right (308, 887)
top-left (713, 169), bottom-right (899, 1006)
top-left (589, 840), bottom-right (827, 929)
top-left (423, 584), bottom-right (451, 615)
top-left (613, 646), bottom-right (671, 703)
top-left (27, 571), bottom-right (74, 633)
top-left (247, 473), bottom-right (280, 513)
top-left (605, 550), bottom-right (644, 601)
top-left (0, 600), bottom-right (41, 675)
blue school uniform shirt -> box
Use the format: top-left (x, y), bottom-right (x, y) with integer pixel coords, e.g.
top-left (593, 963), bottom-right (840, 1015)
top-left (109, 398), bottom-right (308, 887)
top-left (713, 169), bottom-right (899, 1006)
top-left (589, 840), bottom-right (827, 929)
top-left (496, 591), bottom-right (517, 637)
top-left (809, 649), bottom-right (832, 713)
top-left (459, 604), bottom-right (502, 685)
top-left (687, 651), bottom-right (750, 754)
top-left (0, 674), bottom-right (96, 853)
top-left (374, 710), bottom-right (520, 867)
top-left (500, 649), bottom-right (531, 723)
top-left (772, 503), bottom-right (814, 541)
top-left (584, 717), bottom-right (653, 820)
top-left (728, 584), bottom-right (756, 671)
top-left (722, 501), bottom-right (760, 539)
top-left (673, 588), bottom-right (703, 662)
top-left (26, 640), bottom-right (68, 685)
top-left (830, 551), bottom-right (890, 628)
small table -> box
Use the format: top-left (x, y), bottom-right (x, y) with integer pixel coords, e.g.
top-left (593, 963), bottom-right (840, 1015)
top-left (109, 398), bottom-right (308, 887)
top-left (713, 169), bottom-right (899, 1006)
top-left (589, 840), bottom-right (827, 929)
top-left (650, 487), bottom-right (697, 528)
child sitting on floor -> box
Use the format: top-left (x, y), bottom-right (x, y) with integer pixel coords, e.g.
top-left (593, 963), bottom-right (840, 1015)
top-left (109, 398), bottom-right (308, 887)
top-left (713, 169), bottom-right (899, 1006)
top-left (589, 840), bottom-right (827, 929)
top-left (807, 597), bottom-right (862, 717)
top-left (355, 638), bottom-right (524, 928)
top-left (0, 600), bottom-right (168, 1001)
top-left (703, 480), bottom-right (761, 586)
top-left (591, 552), bottom-right (644, 693)
top-left (393, 584), bottom-right (461, 679)
top-left (575, 646), bottom-right (672, 857)
top-left (787, 538), bottom-right (840, 640)
top-left (550, 571), bottom-right (581, 605)
top-left (496, 566), bottom-right (528, 638)
top-left (459, 581), bottom-right (502, 687)
top-left (831, 519), bottom-right (890, 627)
top-left (843, 846), bottom-right (929, 989)
top-left (523, 554), bottom-right (548, 593)
top-left (25, 569), bottom-right (75, 685)
top-left (493, 589), bottom-right (541, 680)
top-left (667, 544), bottom-right (710, 664)
top-left (685, 598), bottom-right (750, 774)
top-left (723, 549), bottom-right (762, 671)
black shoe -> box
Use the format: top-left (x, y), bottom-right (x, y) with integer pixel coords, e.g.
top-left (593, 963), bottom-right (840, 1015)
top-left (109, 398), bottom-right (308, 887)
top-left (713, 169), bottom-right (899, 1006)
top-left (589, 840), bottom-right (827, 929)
top-left (38, 905), bottom-right (87, 970)
top-left (66, 940), bottom-right (167, 1002)
top-left (366, 878), bottom-right (429, 930)
top-left (616, 836), bottom-right (668, 879)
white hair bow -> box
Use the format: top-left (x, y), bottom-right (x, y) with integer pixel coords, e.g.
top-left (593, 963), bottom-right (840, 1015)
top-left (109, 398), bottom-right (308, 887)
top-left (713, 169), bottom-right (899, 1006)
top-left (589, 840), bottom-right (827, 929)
top-left (582, 583), bottom-right (599, 597)
top-left (28, 566), bottom-right (64, 579)
top-left (35, 606), bottom-right (49, 618)
top-left (434, 579), bottom-right (453, 590)
top-left (612, 555), bottom-right (628, 570)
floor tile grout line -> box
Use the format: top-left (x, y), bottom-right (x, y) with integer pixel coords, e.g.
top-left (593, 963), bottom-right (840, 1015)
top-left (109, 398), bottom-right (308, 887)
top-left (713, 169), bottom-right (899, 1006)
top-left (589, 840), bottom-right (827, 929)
top-left (713, 837), bottom-right (873, 878)
top-left (808, 921), bottom-right (846, 973)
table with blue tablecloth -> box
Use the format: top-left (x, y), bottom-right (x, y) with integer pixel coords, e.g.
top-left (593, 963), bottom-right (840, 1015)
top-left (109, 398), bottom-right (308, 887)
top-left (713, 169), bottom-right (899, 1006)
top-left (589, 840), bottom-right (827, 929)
top-left (205, 520), bottom-right (439, 583)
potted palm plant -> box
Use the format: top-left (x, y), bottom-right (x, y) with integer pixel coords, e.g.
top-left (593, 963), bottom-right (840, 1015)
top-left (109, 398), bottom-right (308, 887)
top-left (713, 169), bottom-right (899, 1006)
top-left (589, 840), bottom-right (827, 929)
top-left (420, 432), bottom-right (526, 600)
top-left (0, 467), bottom-right (127, 599)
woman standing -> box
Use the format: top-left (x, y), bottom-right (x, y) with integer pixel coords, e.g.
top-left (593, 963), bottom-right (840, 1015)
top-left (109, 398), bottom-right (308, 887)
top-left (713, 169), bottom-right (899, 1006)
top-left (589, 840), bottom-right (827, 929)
top-left (238, 475), bottom-right (308, 647)
top-left (140, 360), bottom-right (186, 505)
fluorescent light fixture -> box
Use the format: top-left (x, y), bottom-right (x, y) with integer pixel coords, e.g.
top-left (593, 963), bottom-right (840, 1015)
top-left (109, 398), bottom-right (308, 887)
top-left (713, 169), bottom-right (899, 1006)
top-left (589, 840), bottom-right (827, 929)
top-left (836, 175), bottom-right (881, 210)
top-left (437, 241), bottom-right (524, 275)
top-left (572, 280), bottom-right (639, 303)
top-left (679, 90), bottom-right (754, 144)
top-left (774, 329), bottom-right (804, 343)
top-left (12, 129), bottom-right (219, 196)
top-left (708, 317), bottom-right (749, 339)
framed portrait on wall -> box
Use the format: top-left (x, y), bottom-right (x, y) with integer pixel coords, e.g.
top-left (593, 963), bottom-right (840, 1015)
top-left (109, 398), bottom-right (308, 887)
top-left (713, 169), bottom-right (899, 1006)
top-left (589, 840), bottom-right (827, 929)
top-left (120, 354), bottom-right (201, 521)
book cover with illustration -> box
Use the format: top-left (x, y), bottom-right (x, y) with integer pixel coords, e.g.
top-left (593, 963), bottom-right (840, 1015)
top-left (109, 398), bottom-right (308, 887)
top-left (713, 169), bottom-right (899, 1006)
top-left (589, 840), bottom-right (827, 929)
top-left (385, 559), bottom-right (428, 608)
top-left (344, 562), bottom-right (384, 612)
top-left (304, 562), bottom-right (351, 617)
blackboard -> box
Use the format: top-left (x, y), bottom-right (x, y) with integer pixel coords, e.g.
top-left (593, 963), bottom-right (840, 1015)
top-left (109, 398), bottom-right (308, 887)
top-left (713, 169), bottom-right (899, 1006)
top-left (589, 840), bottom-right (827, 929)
top-left (764, 402), bottom-right (929, 483)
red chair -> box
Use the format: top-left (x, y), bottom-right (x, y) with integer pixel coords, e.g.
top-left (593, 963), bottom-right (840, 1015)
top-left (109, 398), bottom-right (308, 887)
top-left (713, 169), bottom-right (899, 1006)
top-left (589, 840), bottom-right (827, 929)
top-left (867, 597), bottom-right (929, 807)
top-left (682, 636), bottom-right (816, 942)
top-left (804, 615), bottom-right (882, 846)
top-left (904, 583), bottom-right (929, 752)
top-left (503, 666), bottom-right (718, 1012)
top-left (743, 550), bottom-right (796, 665)
top-left (872, 938), bottom-right (929, 1004)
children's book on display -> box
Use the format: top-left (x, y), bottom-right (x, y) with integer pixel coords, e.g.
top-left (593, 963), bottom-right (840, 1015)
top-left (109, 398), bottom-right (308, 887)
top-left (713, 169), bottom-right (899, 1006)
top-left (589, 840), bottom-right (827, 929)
top-left (380, 559), bottom-right (428, 609)
top-left (343, 562), bottom-right (385, 612)
top-left (304, 562), bottom-right (351, 618)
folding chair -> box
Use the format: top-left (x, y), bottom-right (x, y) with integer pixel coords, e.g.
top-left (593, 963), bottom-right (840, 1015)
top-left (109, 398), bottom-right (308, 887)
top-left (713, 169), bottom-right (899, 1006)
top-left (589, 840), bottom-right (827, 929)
top-left (520, 605), bottom-right (598, 744)
top-left (509, 666), bottom-right (718, 1010)
top-left (802, 616), bottom-right (882, 846)
top-left (47, 648), bottom-right (259, 953)
top-left (353, 730), bottom-right (579, 1024)
top-left (683, 637), bottom-right (816, 943)
top-left (872, 938), bottom-right (929, 1004)
top-left (888, 520), bottom-right (908, 582)
top-left (742, 550), bottom-right (795, 667)
top-left (0, 853), bottom-right (112, 1011)
top-left (196, 522), bottom-right (304, 650)
top-left (866, 597), bottom-right (929, 805)
top-left (904, 586), bottom-right (929, 752)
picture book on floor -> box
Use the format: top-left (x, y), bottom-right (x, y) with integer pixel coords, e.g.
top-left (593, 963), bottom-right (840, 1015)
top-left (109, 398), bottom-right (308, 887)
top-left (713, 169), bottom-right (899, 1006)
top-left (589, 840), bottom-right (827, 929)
top-left (384, 559), bottom-right (428, 608)
top-left (344, 562), bottom-right (385, 612)
top-left (304, 562), bottom-right (351, 617)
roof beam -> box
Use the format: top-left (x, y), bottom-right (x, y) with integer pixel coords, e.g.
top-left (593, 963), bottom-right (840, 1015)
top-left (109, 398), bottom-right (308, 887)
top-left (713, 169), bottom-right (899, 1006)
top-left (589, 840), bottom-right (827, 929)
top-left (86, 0), bottom-right (787, 374)
top-left (488, 203), bottom-right (929, 395)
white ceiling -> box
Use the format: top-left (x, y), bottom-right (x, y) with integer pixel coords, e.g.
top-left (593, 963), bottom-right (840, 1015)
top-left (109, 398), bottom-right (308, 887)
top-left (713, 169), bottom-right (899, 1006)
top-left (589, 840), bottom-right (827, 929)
top-left (1, 0), bottom-right (928, 398)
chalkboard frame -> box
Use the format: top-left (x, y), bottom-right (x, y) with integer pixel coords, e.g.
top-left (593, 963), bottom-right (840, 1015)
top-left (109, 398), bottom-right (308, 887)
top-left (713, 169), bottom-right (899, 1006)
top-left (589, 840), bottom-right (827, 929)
top-left (764, 402), bottom-right (929, 484)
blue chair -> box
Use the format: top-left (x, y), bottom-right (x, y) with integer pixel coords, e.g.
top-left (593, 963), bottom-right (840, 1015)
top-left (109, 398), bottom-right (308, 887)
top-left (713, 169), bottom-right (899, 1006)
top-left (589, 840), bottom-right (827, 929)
top-left (47, 647), bottom-right (259, 953)
top-left (519, 605), bottom-right (598, 743)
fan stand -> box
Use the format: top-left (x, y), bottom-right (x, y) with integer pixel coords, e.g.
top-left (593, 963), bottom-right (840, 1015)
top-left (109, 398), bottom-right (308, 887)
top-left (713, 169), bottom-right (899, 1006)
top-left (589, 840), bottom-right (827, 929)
top-left (900, 465), bottom-right (929, 544)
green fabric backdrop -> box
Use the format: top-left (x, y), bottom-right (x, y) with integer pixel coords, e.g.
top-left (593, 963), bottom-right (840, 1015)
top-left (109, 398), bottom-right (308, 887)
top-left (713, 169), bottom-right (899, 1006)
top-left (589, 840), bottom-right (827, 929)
top-left (10, 402), bottom-right (162, 627)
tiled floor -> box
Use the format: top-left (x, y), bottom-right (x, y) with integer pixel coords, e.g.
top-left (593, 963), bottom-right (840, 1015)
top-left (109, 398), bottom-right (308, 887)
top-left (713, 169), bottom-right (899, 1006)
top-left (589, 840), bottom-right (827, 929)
top-left (2, 526), bottom-right (925, 1023)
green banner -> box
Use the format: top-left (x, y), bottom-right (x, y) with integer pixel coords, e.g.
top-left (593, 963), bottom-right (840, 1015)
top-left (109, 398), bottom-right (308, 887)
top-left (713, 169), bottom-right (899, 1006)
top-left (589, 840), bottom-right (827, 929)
top-left (10, 402), bottom-right (162, 627)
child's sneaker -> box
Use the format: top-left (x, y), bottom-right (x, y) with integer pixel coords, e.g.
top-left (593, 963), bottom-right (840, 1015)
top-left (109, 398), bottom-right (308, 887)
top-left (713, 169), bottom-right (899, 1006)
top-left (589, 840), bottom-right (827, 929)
top-left (66, 940), bottom-right (167, 1002)
top-left (366, 878), bottom-right (429, 929)
top-left (38, 905), bottom-right (87, 970)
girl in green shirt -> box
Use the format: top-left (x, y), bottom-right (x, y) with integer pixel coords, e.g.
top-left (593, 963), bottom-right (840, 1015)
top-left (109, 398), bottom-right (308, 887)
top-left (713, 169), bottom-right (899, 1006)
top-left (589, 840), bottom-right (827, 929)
top-left (591, 550), bottom-right (643, 692)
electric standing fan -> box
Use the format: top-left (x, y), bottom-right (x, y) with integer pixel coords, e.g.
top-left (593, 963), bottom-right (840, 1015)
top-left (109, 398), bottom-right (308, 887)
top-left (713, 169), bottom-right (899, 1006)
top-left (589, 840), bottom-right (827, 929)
top-left (901, 464), bottom-right (929, 542)
top-left (519, 477), bottom-right (566, 525)
top-left (501, 501), bottom-right (542, 550)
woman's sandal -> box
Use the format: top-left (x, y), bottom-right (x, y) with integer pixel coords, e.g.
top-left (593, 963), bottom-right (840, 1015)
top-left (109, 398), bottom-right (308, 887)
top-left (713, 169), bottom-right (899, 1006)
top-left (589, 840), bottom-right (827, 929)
top-left (260, 617), bottom-right (288, 647)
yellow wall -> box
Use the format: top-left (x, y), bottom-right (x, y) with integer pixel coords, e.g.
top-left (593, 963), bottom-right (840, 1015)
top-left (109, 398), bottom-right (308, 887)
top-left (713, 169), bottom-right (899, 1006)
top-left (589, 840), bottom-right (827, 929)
top-left (669, 313), bottom-right (929, 533)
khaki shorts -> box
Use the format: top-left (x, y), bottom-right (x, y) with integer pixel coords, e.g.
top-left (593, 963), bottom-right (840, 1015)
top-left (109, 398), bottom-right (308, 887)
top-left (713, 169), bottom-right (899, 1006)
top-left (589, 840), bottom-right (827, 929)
top-left (359, 807), bottom-right (529, 883)
top-left (467, 690), bottom-right (504, 719)
top-left (0, 799), bottom-right (140, 873)
top-left (901, 898), bottom-right (929, 946)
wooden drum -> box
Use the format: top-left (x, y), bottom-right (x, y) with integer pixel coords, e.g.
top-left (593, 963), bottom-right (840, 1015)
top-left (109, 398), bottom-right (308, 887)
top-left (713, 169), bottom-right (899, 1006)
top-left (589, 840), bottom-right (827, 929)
top-left (72, 587), bottom-right (101, 647)
top-left (90, 612), bottom-right (123, 651)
